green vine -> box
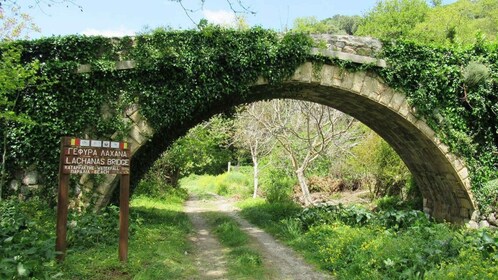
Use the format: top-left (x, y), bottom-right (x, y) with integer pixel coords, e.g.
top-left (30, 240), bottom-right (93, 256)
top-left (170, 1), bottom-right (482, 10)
top-left (1, 28), bottom-right (496, 213)
top-left (0, 27), bottom-right (312, 203)
top-left (378, 39), bottom-right (498, 213)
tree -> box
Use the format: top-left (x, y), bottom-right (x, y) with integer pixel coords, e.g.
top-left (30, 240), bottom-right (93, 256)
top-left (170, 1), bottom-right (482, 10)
top-left (0, 5), bottom-right (40, 40)
top-left (292, 15), bottom-right (362, 35)
top-left (411, 0), bottom-right (498, 44)
top-left (292, 16), bottom-right (340, 34)
top-left (233, 103), bottom-right (274, 198)
top-left (356, 0), bottom-right (430, 39)
top-left (322, 15), bottom-right (362, 35)
top-left (347, 130), bottom-right (411, 198)
top-left (161, 115), bottom-right (234, 183)
top-left (0, 45), bottom-right (40, 200)
top-left (249, 100), bottom-right (360, 206)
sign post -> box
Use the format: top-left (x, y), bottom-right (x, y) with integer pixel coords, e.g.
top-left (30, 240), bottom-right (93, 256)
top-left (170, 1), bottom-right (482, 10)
top-left (56, 137), bottom-right (130, 261)
top-left (119, 173), bottom-right (130, 262)
top-left (55, 138), bottom-right (70, 261)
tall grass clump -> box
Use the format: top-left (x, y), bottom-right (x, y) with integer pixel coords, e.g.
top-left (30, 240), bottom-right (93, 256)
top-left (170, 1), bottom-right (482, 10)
top-left (204, 213), bottom-right (270, 279)
top-left (181, 170), bottom-right (252, 198)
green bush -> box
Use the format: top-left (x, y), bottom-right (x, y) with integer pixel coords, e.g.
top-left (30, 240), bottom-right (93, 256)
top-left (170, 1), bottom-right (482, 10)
top-left (67, 206), bottom-right (120, 249)
top-left (215, 171), bottom-right (252, 197)
top-left (238, 195), bottom-right (498, 279)
top-left (261, 168), bottom-right (295, 203)
top-left (346, 132), bottom-right (413, 199)
top-left (134, 176), bottom-right (188, 201)
top-left (0, 199), bottom-right (56, 279)
top-left (238, 198), bottom-right (301, 229)
top-left (375, 192), bottom-right (424, 212)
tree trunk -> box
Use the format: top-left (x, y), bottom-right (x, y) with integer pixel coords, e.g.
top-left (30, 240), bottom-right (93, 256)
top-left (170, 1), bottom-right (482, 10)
top-left (252, 156), bottom-right (259, 198)
top-left (296, 168), bottom-right (312, 206)
top-left (0, 128), bottom-right (8, 201)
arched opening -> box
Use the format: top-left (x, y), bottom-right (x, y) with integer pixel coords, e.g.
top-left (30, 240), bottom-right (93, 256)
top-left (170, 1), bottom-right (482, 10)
top-left (115, 64), bottom-right (475, 223)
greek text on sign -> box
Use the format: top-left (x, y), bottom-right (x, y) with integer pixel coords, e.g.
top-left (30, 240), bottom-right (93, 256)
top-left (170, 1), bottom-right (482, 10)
top-left (61, 137), bottom-right (130, 175)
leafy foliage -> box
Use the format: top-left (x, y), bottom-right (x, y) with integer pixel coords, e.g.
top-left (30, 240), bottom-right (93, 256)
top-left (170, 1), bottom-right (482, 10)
top-left (162, 115), bottom-right (235, 179)
top-left (239, 198), bottom-right (498, 279)
top-left (356, 0), bottom-right (430, 39)
top-left (180, 170), bottom-right (253, 198)
top-left (380, 38), bottom-right (498, 213)
top-left (0, 27), bottom-right (312, 204)
top-left (292, 15), bottom-right (362, 35)
top-left (0, 199), bottom-right (56, 279)
top-left (1, 22), bottom-right (496, 213)
top-left (357, 0), bottom-right (498, 45)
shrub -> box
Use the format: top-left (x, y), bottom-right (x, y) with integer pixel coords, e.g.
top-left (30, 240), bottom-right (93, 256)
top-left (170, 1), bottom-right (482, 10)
top-left (0, 199), bottom-right (56, 279)
top-left (134, 176), bottom-right (188, 201)
top-left (215, 171), bottom-right (252, 197)
top-left (261, 168), bottom-right (295, 203)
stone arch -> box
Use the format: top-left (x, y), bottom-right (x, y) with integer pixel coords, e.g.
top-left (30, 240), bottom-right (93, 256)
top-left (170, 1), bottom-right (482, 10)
top-left (253, 62), bottom-right (477, 223)
top-left (88, 61), bottom-right (476, 224)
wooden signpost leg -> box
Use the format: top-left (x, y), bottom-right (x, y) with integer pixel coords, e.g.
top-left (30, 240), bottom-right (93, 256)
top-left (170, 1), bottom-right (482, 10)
top-left (56, 137), bottom-right (70, 261)
top-left (119, 174), bottom-right (130, 262)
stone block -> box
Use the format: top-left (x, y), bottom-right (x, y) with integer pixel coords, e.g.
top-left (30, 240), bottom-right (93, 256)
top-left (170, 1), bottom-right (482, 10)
top-left (319, 65), bottom-right (334, 86)
top-left (9, 180), bottom-right (20, 192)
top-left (115, 60), bottom-right (136, 70)
top-left (339, 71), bottom-right (354, 90)
top-left (22, 171), bottom-right (39, 185)
top-left (457, 167), bottom-right (469, 180)
top-left (125, 104), bottom-right (139, 117)
top-left (415, 120), bottom-right (435, 138)
top-left (330, 66), bottom-right (344, 87)
top-left (466, 220), bottom-right (479, 229)
top-left (342, 45), bottom-right (356, 54)
top-left (128, 111), bottom-right (144, 124)
top-left (451, 157), bottom-right (465, 173)
top-left (479, 220), bottom-right (490, 228)
top-left (137, 122), bottom-right (154, 138)
top-left (488, 213), bottom-right (497, 226)
top-left (129, 125), bottom-right (148, 145)
top-left (255, 76), bottom-right (268, 85)
top-left (405, 112), bottom-right (418, 124)
top-left (351, 71), bottom-right (366, 93)
top-left (388, 92), bottom-right (405, 111)
top-left (292, 62), bottom-right (312, 83)
top-left (398, 102), bottom-right (410, 117)
top-left (379, 88), bottom-right (394, 106)
top-left (362, 77), bottom-right (381, 101)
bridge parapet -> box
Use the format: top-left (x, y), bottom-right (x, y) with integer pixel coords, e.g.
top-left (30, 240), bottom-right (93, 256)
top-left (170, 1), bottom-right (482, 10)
top-left (311, 34), bottom-right (383, 57)
top-left (310, 35), bottom-right (386, 68)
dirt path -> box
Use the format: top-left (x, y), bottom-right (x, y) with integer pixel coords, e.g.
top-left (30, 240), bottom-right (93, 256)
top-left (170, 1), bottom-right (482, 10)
top-left (185, 194), bottom-right (334, 280)
top-left (185, 196), bottom-right (229, 279)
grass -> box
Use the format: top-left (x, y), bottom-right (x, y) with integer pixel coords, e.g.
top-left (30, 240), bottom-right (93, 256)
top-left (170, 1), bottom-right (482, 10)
top-left (181, 170), bottom-right (253, 199)
top-left (203, 212), bottom-right (274, 279)
top-left (59, 195), bottom-right (198, 279)
top-left (237, 198), bottom-right (498, 280)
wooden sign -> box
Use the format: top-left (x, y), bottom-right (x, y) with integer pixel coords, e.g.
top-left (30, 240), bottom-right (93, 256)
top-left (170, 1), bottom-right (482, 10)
top-left (56, 137), bottom-right (131, 262)
top-left (61, 137), bottom-right (130, 175)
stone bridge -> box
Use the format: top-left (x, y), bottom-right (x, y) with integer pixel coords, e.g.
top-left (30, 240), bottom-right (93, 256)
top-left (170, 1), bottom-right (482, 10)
top-left (69, 35), bottom-right (475, 223)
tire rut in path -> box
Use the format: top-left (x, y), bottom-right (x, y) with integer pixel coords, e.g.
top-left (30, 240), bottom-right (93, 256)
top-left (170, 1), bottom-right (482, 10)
top-left (186, 194), bottom-right (334, 280)
top-left (185, 195), bottom-right (228, 279)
